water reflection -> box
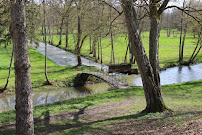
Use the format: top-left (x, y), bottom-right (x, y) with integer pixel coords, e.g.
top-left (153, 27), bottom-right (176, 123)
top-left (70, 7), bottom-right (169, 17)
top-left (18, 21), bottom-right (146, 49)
top-left (125, 63), bottom-right (202, 86)
top-left (0, 83), bottom-right (110, 113)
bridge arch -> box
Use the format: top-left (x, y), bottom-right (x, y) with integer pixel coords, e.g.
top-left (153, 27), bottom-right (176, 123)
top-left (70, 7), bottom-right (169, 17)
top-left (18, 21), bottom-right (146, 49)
top-left (75, 72), bottom-right (129, 89)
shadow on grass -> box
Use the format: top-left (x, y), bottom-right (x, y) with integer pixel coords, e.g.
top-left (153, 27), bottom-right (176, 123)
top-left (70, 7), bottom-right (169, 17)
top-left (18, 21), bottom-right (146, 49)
top-left (34, 110), bottom-right (202, 134)
top-left (0, 110), bottom-right (201, 135)
top-left (34, 111), bottom-right (148, 134)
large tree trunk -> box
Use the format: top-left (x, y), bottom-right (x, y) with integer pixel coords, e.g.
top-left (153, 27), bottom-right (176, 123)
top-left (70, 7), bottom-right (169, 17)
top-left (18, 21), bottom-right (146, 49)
top-left (149, 1), bottom-right (161, 94)
top-left (121, 0), bottom-right (167, 113)
top-left (10, 0), bottom-right (34, 134)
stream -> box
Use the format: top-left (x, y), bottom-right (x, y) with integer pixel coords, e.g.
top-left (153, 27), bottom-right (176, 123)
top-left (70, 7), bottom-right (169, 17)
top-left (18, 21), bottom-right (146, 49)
top-left (125, 63), bottom-right (202, 86)
top-left (0, 83), bottom-right (110, 113)
top-left (29, 41), bottom-right (108, 71)
top-left (0, 41), bottom-right (201, 113)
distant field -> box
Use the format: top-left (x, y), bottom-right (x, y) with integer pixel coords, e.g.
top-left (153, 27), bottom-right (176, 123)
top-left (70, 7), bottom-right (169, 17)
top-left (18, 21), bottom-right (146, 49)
top-left (40, 29), bottom-right (201, 67)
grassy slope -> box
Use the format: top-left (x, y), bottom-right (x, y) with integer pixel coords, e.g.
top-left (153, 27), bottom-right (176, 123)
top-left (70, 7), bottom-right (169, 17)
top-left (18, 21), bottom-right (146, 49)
top-left (0, 45), bottom-right (93, 92)
top-left (41, 29), bottom-right (202, 67)
top-left (0, 80), bottom-right (201, 134)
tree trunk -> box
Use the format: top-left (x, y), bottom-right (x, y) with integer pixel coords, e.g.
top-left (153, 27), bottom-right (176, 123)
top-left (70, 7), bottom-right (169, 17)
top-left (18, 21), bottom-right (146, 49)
top-left (191, 46), bottom-right (201, 61)
top-left (76, 15), bottom-right (82, 66)
top-left (58, 18), bottom-right (64, 46)
top-left (179, 0), bottom-right (185, 63)
top-left (124, 41), bottom-right (130, 63)
top-left (121, 0), bottom-right (167, 113)
top-left (149, 1), bottom-right (161, 94)
top-left (110, 29), bottom-right (115, 64)
top-left (65, 23), bottom-right (69, 49)
top-left (43, 0), bottom-right (51, 85)
top-left (97, 37), bottom-right (100, 60)
top-left (100, 36), bottom-right (103, 64)
top-left (10, 0), bottom-right (34, 134)
top-left (109, 7), bottom-right (115, 64)
top-left (189, 34), bottom-right (201, 63)
top-left (92, 35), bottom-right (97, 58)
top-left (48, 23), bottom-right (51, 44)
top-left (181, 28), bottom-right (187, 62)
top-left (167, 28), bottom-right (171, 37)
top-left (89, 36), bottom-right (92, 54)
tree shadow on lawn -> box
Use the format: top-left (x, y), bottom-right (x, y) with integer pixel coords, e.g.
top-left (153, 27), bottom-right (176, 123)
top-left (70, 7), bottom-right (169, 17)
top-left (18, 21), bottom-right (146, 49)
top-left (34, 110), bottom-right (202, 134)
top-left (0, 111), bottom-right (201, 135)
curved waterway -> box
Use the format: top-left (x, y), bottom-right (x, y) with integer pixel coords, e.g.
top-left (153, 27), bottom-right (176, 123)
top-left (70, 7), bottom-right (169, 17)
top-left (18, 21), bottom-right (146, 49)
top-left (0, 83), bottom-right (110, 113)
top-left (29, 41), bottom-right (108, 71)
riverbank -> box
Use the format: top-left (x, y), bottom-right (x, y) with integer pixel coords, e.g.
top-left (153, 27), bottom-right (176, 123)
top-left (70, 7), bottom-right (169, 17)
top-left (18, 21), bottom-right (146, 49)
top-left (0, 45), bottom-right (97, 93)
top-left (0, 80), bottom-right (201, 134)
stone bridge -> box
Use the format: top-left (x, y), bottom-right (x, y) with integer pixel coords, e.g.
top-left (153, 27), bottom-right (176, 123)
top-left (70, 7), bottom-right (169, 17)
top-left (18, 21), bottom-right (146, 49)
top-left (77, 72), bottom-right (129, 89)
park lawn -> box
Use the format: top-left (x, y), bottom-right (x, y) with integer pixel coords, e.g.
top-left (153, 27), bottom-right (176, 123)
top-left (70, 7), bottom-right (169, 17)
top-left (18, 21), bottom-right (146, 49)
top-left (0, 45), bottom-right (93, 92)
top-left (0, 80), bottom-right (201, 134)
top-left (39, 30), bottom-right (202, 68)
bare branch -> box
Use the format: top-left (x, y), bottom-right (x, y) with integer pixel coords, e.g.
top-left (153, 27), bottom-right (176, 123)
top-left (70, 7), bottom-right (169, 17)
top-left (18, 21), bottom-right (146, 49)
top-left (105, 11), bottom-right (123, 37)
top-left (165, 5), bottom-right (202, 25)
top-left (157, 0), bottom-right (170, 15)
top-left (100, 0), bottom-right (122, 15)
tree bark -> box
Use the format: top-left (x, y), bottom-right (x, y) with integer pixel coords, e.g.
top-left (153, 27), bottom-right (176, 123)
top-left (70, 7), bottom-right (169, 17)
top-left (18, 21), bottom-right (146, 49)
top-left (149, 0), bottom-right (161, 94)
top-left (10, 0), bottom-right (34, 134)
top-left (121, 0), bottom-right (167, 113)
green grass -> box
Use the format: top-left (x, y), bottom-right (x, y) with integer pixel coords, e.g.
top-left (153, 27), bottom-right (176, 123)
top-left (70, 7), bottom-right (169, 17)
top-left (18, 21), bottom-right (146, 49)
top-left (39, 29), bottom-right (202, 68)
top-left (0, 80), bottom-right (201, 134)
top-left (0, 45), bottom-right (96, 92)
